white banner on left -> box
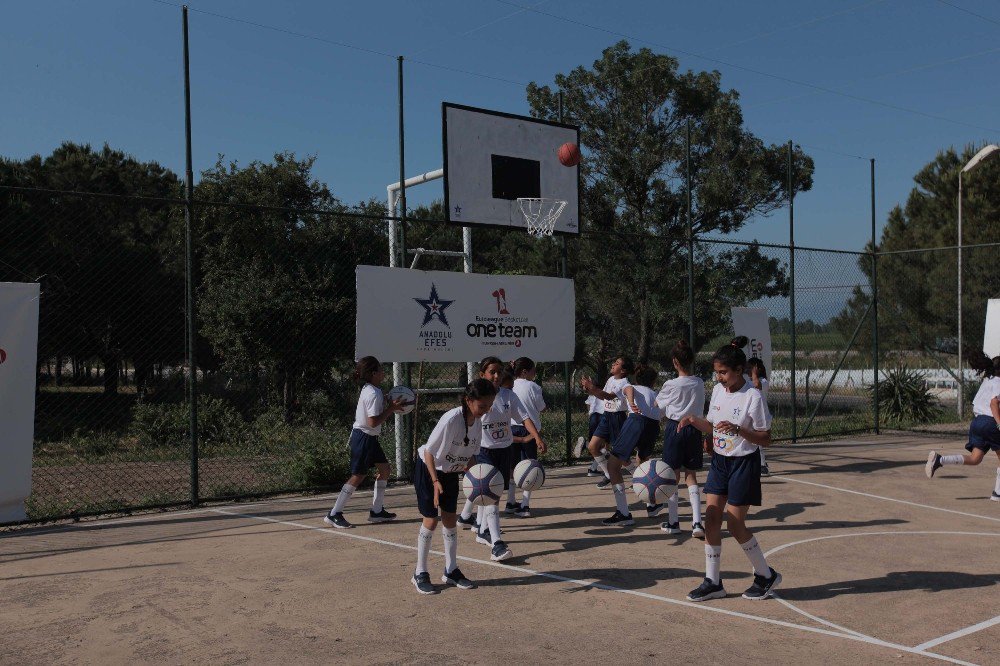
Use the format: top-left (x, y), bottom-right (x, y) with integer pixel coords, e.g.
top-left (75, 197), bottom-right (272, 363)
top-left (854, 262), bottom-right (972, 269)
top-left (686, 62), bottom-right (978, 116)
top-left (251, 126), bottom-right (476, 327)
top-left (0, 283), bottom-right (40, 523)
top-left (356, 266), bottom-right (575, 362)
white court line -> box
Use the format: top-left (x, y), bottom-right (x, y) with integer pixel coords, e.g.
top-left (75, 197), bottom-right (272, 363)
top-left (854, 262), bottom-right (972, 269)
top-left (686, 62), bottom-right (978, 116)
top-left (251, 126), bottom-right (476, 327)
top-left (775, 475), bottom-right (1000, 524)
top-left (209, 507), bottom-right (976, 666)
top-left (915, 616), bottom-right (1000, 651)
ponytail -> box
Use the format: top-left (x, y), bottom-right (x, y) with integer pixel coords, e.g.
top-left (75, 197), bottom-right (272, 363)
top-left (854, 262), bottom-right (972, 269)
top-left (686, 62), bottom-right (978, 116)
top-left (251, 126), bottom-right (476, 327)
top-left (713, 336), bottom-right (748, 372)
top-left (511, 357), bottom-right (535, 378)
top-left (967, 349), bottom-right (1000, 379)
top-left (670, 339), bottom-right (694, 370)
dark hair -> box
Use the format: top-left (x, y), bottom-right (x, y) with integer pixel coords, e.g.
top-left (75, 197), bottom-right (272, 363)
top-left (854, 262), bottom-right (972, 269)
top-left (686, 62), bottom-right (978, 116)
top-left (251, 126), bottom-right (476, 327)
top-left (500, 368), bottom-right (516, 387)
top-left (670, 339), bottom-right (694, 370)
top-left (353, 356), bottom-right (381, 385)
top-left (511, 357), bottom-right (535, 377)
top-left (617, 356), bottom-right (636, 375)
top-left (634, 364), bottom-right (658, 388)
top-left (712, 336), bottom-right (749, 371)
top-left (967, 350), bottom-right (1000, 379)
top-left (746, 356), bottom-right (768, 378)
top-left (460, 378), bottom-right (499, 442)
top-left (478, 356), bottom-right (504, 375)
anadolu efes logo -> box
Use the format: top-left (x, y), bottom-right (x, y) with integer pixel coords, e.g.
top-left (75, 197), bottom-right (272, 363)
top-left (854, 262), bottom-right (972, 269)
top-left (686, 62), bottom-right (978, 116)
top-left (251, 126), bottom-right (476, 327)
top-left (414, 283), bottom-right (454, 350)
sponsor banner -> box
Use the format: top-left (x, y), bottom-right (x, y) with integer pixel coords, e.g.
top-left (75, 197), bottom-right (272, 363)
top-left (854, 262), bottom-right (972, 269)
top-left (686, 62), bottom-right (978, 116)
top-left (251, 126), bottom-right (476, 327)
top-left (986, 299), bottom-right (1000, 359)
top-left (0, 283), bottom-right (40, 523)
top-left (356, 266), bottom-right (575, 362)
top-left (731, 307), bottom-right (773, 376)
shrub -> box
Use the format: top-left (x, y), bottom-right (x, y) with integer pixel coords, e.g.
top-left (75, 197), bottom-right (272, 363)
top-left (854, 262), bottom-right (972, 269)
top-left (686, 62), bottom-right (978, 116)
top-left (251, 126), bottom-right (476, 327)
top-left (130, 397), bottom-right (247, 450)
top-left (284, 425), bottom-right (354, 488)
top-left (868, 365), bottom-right (941, 425)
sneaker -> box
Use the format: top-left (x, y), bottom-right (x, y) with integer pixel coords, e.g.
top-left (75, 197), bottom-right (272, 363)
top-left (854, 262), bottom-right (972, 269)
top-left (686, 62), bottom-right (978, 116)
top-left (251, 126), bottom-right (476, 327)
top-left (456, 514), bottom-right (477, 529)
top-left (646, 503), bottom-right (664, 517)
top-left (742, 568), bottom-right (782, 600)
top-left (442, 567), bottom-right (475, 590)
top-left (475, 528), bottom-right (493, 546)
top-left (504, 501), bottom-right (521, 514)
top-left (660, 521), bottom-right (681, 534)
top-left (925, 451), bottom-right (942, 478)
top-left (323, 512), bottom-right (352, 529)
top-left (686, 578), bottom-right (726, 602)
top-left (691, 522), bottom-right (706, 539)
top-left (412, 572), bottom-right (438, 595)
top-left (514, 505), bottom-right (531, 518)
top-left (596, 477), bottom-right (612, 489)
top-left (990, 492), bottom-right (1000, 502)
top-left (368, 508), bottom-right (396, 523)
top-left (573, 436), bottom-right (586, 458)
top-left (760, 464), bottom-right (771, 477)
top-left (491, 540), bottom-right (513, 561)
top-left (602, 510), bottom-right (634, 526)
top-left (587, 466), bottom-right (602, 477)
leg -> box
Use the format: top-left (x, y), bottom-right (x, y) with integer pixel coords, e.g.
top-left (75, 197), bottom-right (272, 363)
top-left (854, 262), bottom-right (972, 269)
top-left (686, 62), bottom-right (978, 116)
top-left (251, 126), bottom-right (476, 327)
top-left (370, 463), bottom-right (393, 519)
top-left (726, 503), bottom-right (781, 599)
top-left (327, 472), bottom-right (366, 526)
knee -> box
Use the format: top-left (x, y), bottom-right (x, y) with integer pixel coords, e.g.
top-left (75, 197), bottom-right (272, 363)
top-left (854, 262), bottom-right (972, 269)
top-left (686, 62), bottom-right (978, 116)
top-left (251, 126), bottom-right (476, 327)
top-left (588, 440), bottom-right (604, 456)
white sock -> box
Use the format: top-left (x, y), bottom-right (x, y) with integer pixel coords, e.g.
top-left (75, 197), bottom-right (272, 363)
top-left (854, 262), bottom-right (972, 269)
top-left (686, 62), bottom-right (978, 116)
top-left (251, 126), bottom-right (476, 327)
top-left (476, 506), bottom-right (484, 531)
top-left (507, 484), bottom-right (516, 504)
top-left (759, 448), bottom-right (767, 466)
top-left (994, 468), bottom-right (1000, 495)
top-left (613, 483), bottom-right (630, 515)
top-left (597, 455), bottom-right (609, 478)
top-left (416, 526), bottom-right (433, 575)
top-left (705, 544), bottom-right (722, 584)
top-left (372, 479), bottom-right (387, 513)
top-left (941, 454), bottom-right (964, 465)
top-left (740, 535), bottom-right (770, 577)
top-left (460, 499), bottom-right (475, 521)
top-left (485, 504), bottom-right (501, 545)
top-left (521, 490), bottom-right (532, 507)
top-left (331, 482), bottom-right (356, 515)
top-left (442, 527), bottom-right (458, 574)
top-left (689, 485), bottom-right (702, 525)
top-left (668, 492), bottom-right (679, 524)
top-left (589, 460), bottom-right (598, 472)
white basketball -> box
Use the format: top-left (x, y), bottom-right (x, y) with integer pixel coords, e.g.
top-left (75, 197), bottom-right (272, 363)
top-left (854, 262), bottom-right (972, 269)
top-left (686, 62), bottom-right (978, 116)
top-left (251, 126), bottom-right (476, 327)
top-left (387, 386), bottom-right (416, 415)
top-left (513, 459), bottom-right (545, 491)
top-left (631, 460), bottom-right (677, 504)
top-left (462, 463), bottom-right (504, 506)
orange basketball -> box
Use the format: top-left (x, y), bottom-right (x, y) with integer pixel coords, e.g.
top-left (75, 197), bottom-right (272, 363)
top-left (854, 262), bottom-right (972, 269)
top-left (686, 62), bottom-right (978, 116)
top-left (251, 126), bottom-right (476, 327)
top-left (558, 142), bottom-right (581, 167)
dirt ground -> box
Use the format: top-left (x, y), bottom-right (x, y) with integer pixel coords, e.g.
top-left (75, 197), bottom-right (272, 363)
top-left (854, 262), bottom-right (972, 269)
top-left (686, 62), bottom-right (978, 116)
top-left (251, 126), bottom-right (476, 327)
top-left (1, 434), bottom-right (998, 665)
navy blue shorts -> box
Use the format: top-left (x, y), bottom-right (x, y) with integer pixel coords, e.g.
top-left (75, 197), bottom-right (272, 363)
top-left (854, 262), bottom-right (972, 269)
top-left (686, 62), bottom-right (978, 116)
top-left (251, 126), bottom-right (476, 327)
top-left (511, 425), bottom-right (538, 461)
top-left (967, 415), bottom-right (1000, 452)
top-left (587, 412), bottom-right (601, 439)
top-left (611, 415), bottom-right (659, 461)
top-left (414, 459), bottom-right (460, 518)
top-left (348, 428), bottom-right (389, 475)
top-left (593, 411), bottom-right (627, 445)
top-left (704, 449), bottom-right (762, 506)
top-left (662, 419), bottom-right (704, 471)
top-left (477, 446), bottom-right (513, 490)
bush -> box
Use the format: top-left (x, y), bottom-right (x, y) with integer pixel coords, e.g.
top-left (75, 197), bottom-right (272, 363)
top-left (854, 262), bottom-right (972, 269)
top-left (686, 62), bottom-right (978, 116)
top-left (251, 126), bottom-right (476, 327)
top-left (284, 425), bottom-right (354, 488)
top-left (130, 397), bottom-right (247, 449)
top-left (868, 365), bottom-right (941, 425)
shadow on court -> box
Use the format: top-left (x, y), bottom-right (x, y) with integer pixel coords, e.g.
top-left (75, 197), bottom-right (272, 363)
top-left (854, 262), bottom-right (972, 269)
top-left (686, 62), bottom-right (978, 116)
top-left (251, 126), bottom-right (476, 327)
top-left (477, 566), bottom-right (752, 592)
top-left (780, 570), bottom-right (1000, 601)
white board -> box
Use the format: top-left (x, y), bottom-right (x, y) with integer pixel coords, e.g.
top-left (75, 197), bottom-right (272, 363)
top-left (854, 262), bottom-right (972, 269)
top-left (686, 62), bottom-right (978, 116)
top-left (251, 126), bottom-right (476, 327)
top-left (731, 307), bottom-right (773, 376)
top-left (985, 299), bottom-right (1000, 358)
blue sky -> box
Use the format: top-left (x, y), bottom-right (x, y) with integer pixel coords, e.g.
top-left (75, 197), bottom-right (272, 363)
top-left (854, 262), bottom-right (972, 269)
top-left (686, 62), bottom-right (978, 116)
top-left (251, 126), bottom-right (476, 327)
top-left (2, 0), bottom-right (999, 253)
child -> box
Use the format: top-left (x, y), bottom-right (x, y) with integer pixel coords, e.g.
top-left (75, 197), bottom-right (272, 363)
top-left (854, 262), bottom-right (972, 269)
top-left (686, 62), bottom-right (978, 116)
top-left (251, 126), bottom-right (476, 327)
top-left (508, 357), bottom-right (548, 517)
top-left (656, 339), bottom-right (707, 538)
top-left (746, 357), bottom-right (772, 477)
top-left (926, 350), bottom-right (1000, 502)
top-left (583, 394), bottom-right (606, 476)
top-left (600, 364), bottom-right (663, 526)
top-left (412, 379), bottom-right (497, 594)
top-left (324, 356), bottom-right (408, 529)
top-left (677, 336), bottom-right (781, 602)
top-left (581, 356), bottom-right (635, 489)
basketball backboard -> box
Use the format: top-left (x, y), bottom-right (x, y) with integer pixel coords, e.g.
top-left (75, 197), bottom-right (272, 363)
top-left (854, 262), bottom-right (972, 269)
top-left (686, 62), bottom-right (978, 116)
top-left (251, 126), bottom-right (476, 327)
top-left (443, 103), bottom-right (581, 235)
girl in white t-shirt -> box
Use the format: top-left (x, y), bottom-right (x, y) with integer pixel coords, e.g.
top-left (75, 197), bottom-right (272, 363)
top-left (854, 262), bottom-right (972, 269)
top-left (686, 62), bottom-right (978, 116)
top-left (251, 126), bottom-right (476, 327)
top-left (677, 337), bottom-right (781, 603)
top-left (746, 357), bottom-right (772, 476)
top-left (411, 379), bottom-right (497, 595)
top-left (926, 350), bottom-right (1000, 502)
top-left (508, 357), bottom-right (548, 517)
top-left (581, 356), bottom-right (635, 489)
top-left (324, 356), bottom-right (409, 529)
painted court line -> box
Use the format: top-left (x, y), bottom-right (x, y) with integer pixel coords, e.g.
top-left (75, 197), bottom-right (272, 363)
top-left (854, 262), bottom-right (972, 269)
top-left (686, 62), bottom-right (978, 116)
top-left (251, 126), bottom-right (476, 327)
top-left (915, 616), bottom-right (1000, 651)
top-left (209, 507), bottom-right (976, 666)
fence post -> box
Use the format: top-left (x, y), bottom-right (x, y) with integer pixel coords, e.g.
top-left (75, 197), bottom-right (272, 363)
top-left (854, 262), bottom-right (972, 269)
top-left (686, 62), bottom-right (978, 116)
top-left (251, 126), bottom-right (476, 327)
top-left (182, 5), bottom-right (199, 506)
top-left (871, 158), bottom-right (879, 434)
top-left (788, 141), bottom-right (797, 443)
top-left (560, 91), bottom-right (572, 464)
top-left (687, 119), bottom-right (695, 348)
top-left (397, 55), bottom-right (412, 475)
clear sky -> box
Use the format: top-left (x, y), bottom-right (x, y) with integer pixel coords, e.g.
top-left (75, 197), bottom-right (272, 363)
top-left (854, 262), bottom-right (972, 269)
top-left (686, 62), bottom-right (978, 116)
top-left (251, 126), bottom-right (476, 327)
top-left (2, 0), bottom-right (999, 253)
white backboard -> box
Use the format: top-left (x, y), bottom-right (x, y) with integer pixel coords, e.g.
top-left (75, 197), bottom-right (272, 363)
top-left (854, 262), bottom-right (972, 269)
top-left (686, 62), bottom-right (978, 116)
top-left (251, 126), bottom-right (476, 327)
top-left (443, 103), bottom-right (580, 235)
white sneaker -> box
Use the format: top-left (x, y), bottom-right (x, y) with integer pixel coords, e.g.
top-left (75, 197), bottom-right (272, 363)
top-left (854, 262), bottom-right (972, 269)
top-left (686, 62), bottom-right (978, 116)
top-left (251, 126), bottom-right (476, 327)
top-left (691, 522), bottom-right (705, 539)
top-left (925, 451), bottom-right (942, 478)
top-left (573, 436), bottom-right (586, 458)
top-left (990, 491), bottom-right (1000, 502)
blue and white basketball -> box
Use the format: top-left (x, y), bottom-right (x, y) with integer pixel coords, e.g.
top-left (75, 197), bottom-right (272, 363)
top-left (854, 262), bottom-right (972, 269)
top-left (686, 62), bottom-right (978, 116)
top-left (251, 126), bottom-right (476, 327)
top-left (631, 460), bottom-right (677, 504)
top-left (513, 459), bottom-right (545, 491)
top-left (462, 463), bottom-right (503, 506)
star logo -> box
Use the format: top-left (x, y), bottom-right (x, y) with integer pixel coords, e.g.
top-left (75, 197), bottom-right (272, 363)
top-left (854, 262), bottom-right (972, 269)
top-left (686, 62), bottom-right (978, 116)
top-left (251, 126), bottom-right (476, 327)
top-left (453, 205), bottom-right (462, 217)
top-left (414, 283), bottom-right (454, 328)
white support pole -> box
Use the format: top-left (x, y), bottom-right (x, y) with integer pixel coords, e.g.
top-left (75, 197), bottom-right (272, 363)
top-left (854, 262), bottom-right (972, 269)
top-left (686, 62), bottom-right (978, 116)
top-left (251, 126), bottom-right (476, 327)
top-left (463, 226), bottom-right (474, 381)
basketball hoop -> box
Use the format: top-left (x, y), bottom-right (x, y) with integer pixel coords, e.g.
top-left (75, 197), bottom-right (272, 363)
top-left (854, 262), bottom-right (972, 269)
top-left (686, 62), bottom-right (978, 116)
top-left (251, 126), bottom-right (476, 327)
top-left (517, 198), bottom-right (567, 238)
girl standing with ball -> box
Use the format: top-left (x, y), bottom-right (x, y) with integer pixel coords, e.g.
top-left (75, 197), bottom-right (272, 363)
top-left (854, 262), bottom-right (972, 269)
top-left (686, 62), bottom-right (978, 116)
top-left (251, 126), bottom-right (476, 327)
top-left (412, 379), bottom-right (497, 595)
top-left (508, 357), bottom-right (548, 517)
top-left (324, 356), bottom-right (409, 529)
top-left (676, 337), bottom-right (781, 602)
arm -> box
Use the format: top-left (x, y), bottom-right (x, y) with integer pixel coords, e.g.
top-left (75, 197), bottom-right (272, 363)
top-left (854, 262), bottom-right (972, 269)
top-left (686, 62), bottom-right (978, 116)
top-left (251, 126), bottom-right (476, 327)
top-left (992, 396), bottom-right (1000, 426)
top-left (580, 376), bottom-right (616, 400)
top-left (521, 417), bottom-right (546, 454)
top-left (367, 397), bottom-right (406, 429)
top-left (624, 385), bottom-right (640, 413)
top-left (677, 414), bottom-right (713, 434)
top-left (423, 448), bottom-right (443, 508)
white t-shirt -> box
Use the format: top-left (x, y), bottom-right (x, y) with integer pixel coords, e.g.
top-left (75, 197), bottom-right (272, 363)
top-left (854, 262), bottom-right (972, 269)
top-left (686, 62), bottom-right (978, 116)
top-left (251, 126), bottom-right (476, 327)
top-left (627, 385), bottom-right (663, 420)
top-left (418, 407), bottom-right (483, 472)
top-left (353, 384), bottom-right (384, 436)
top-left (972, 376), bottom-right (1000, 418)
top-left (656, 375), bottom-right (705, 421)
top-left (602, 376), bottom-right (631, 412)
top-left (707, 381), bottom-right (771, 457)
top-left (586, 394), bottom-right (604, 415)
top-left (511, 378), bottom-right (546, 432)
top-left (482, 387), bottom-right (528, 449)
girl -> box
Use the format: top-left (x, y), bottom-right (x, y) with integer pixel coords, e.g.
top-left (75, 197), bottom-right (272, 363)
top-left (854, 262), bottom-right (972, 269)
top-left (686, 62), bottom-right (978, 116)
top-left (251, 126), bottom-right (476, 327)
top-left (508, 357), bottom-right (548, 517)
top-left (324, 356), bottom-right (408, 529)
top-left (412, 379), bottom-right (497, 595)
top-left (457, 357), bottom-right (544, 561)
top-left (582, 394), bottom-right (605, 477)
top-left (600, 364), bottom-right (663, 526)
top-left (746, 357), bottom-right (772, 477)
top-left (656, 339), bottom-right (707, 538)
top-left (677, 337), bottom-right (781, 602)
top-left (926, 350), bottom-right (1000, 502)
top-left (581, 356), bottom-right (635, 490)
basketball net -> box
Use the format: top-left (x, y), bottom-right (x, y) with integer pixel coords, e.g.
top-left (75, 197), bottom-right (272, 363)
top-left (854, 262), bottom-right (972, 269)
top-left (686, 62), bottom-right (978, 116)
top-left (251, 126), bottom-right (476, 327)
top-left (517, 198), bottom-right (567, 238)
